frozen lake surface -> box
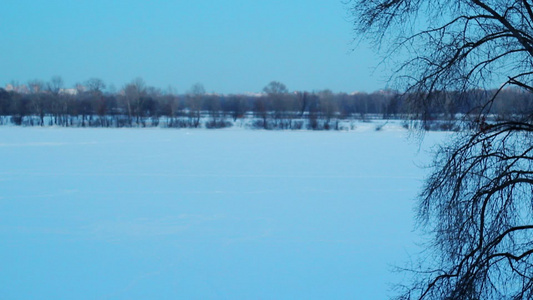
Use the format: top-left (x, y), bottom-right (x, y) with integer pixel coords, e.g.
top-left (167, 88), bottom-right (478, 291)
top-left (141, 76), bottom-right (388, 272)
top-left (0, 126), bottom-right (447, 299)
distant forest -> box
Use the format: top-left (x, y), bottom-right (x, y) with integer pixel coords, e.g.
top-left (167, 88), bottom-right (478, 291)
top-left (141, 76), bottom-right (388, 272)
top-left (1, 78), bottom-right (532, 131)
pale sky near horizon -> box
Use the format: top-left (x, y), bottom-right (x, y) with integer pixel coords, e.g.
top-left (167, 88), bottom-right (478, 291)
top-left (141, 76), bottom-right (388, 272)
top-left (1, 0), bottom-right (388, 94)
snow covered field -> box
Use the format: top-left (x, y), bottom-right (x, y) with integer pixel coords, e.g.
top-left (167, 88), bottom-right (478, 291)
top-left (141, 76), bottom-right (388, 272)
top-left (0, 125), bottom-right (447, 299)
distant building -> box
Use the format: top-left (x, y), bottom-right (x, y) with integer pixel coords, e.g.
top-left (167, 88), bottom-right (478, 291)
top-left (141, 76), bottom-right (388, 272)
top-left (243, 92), bottom-right (263, 97)
top-left (59, 88), bottom-right (78, 95)
top-left (74, 84), bottom-right (86, 94)
top-left (5, 84), bottom-right (29, 94)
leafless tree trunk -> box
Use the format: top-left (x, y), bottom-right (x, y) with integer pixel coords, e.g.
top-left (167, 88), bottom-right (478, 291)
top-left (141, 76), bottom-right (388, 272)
top-left (350, 0), bottom-right (533, 298)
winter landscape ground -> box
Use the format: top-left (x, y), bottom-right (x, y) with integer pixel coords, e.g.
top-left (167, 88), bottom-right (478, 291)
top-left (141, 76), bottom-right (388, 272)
top-left (0, 123), bottom-right (448, 299)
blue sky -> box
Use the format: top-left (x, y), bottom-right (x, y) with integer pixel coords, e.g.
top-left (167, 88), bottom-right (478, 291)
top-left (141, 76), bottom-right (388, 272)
top-left (1, 0), bottom-right (386, 94)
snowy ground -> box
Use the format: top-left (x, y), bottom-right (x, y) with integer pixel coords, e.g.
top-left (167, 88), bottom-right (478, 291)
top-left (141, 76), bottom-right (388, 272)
top-left (0, 125), bottom-right (448, 299)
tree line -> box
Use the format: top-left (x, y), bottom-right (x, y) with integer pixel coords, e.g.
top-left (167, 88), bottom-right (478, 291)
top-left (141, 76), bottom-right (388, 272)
top-left (0, 78), bottom-right (531, 130)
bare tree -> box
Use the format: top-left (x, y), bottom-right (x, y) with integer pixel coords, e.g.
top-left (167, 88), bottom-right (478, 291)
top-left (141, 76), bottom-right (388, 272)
top-left (28, 79), bottom-right (44, 94)
top-left (123, 78), bottom-right (146, 126)
top-left (0, 88), bottom-right (10, 124)
top-left (46, 76), bottom-right (63, 96)
top-left (223, 95), bottom-right (248, 122)
top-left (44, 76), bottom-right (65, 125)
top-left (10, 92), bottom-right (29, 125)
top-left (27, 79), bottom-right (46, 126)
top-left (253, 96), bottom-right (271, 129)
top-left (400, 122), bottom-right (533, 300)
top-left (318, 89), bottom-right (338, 129)
top-left (351, 0), bottom-right (533, 116)
top-left (350, 0), bottom-right (533, 299)
top-left (84, 78), bottom-right (107, 126)
top-left (295, 91), bottom-right (309, 117)
top-left (85, 78), bottom-right (106, 93)
top-left (263, 81), bottom-right (288, 95)
top-left (263, 81), bottom-right (293, 128)
top-left (187, 83), bottom-right (205, 128)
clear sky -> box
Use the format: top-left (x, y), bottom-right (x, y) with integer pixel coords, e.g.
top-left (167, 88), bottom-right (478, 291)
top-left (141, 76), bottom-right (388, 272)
top-left (1, 0), bottom-right (386, 94)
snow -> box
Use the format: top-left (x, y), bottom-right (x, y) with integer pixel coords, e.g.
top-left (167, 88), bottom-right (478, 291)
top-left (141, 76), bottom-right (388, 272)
top-left (0, 126), bottom-right (448, 299)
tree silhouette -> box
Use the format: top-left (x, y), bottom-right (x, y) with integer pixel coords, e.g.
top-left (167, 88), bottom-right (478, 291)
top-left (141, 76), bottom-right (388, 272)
top-left (350, 0), bottom-right (533, 298)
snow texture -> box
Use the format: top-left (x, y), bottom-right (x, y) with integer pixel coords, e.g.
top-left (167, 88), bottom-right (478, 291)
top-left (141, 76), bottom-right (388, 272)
top-left (0, 126), bottom-right (447, 299)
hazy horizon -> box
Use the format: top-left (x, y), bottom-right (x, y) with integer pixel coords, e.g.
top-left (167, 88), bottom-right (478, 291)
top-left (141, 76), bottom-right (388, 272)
top-left (2, 0), bottom-right (387, 94)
